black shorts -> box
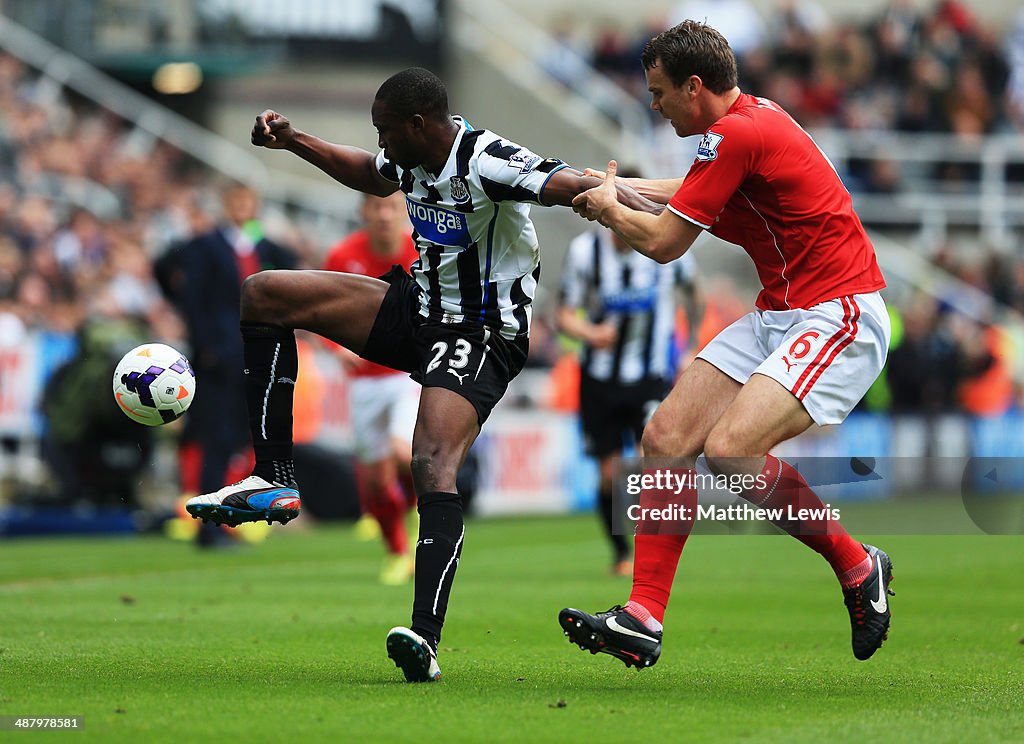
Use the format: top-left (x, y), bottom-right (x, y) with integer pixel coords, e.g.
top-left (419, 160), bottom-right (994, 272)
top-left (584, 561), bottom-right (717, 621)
top-left (361, 266), bottom-right (529, 425)
top-left (579, 373), bottom-right (671, 458)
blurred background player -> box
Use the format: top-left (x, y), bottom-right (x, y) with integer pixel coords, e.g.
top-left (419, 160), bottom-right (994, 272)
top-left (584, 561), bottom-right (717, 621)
top-left (324, 192), bottom-right (420, 584)
top-left (170, 183), bottom-right (296, 547)
top-left (557, 174), bottom-right (701, 576)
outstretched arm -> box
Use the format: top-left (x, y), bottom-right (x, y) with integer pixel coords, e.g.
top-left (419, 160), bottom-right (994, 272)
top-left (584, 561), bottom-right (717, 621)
top-left (620, 177), bottom-right (683, 205)
top-left (582, 168), bottom-right (684, 206)
top-left (540, 167), bottom-right (665, 214)
top-left (572, 161), bottom-right (701, 264)
top-left (252, 110), bottom-right (397, 197)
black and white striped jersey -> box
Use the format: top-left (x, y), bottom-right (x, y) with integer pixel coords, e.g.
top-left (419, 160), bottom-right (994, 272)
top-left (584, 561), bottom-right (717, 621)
top-left (374, 117), bottom-right (566, 341)
top-left (560, 229), bottom-right (698, 384)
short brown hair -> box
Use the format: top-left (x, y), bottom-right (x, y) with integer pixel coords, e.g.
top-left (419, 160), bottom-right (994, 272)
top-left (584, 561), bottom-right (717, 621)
top-left (641, 21), bottom-right (738, 94)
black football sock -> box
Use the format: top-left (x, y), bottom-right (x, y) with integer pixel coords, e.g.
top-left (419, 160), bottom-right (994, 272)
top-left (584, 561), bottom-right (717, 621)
top-left (410, 491), bottom-right (464, 650)
top-left (598, 482), bottom-right (629, 562)
top-left (256, 459), bottom-right (297, 489)
top-left (240, 321), bottom-right (298, 488)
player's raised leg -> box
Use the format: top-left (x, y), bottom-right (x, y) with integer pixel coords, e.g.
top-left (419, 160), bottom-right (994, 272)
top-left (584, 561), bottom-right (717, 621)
top-left (186, 269), bottom-right (391, 526)
top-left (386, 386), bottom-right (479, 682)
top-left (702, 372), bottom-right (893, 660)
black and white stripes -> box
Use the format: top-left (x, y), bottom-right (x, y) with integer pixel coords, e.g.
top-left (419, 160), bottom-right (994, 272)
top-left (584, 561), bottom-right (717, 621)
top-left (561, 229), bottom-right (698, 384)
top-left (375, 117), bottom-right (565, 341)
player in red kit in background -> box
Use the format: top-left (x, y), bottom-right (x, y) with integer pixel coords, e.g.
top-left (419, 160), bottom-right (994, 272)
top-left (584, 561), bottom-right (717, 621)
top-left (561, 20), bottom-right (895, 668)
top-left (324, 192), bottom-right (420, 585)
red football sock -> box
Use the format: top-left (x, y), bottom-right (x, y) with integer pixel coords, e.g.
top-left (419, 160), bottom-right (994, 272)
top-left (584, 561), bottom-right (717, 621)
top-left (627, 468), bottom-right (696, 623)
top-left (837, 554), bottom-right (873, 588)
top-left (624, 600), bottom-right (662, 631)
top-left (357, 469), bottom-right (409, 556)
top-left (629, 534), bottom-right (687, 623)
top-left (178, 441), bottom-right (201, 494)
top-left (747, 455), bottom-right (867, 578)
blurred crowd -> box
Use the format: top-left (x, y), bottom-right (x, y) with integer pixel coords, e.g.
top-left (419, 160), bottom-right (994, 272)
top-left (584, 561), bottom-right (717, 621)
top-left (546, 0), bottom-right (1023, 134)
top-left (875, 246), bottom-right (1024, 418)
top-left (0, 52), bottom-right (327, 508)
top-left (0, 53), bottom-right (327, 361)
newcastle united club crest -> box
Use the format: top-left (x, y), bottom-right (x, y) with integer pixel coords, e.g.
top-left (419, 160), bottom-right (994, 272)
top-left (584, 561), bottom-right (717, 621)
top-left (449, 176), bottom-right (471, 204)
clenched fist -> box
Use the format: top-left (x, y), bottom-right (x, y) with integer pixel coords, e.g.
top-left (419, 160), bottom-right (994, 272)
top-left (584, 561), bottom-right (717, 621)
top-left (252, 110), bottom-right (296, 149)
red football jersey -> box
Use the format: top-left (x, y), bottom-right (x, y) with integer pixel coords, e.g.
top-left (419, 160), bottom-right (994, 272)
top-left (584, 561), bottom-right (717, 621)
top-left (323, 230), bottom-right (418, 378)
top-left (667, 93), bottom-right (885, 311)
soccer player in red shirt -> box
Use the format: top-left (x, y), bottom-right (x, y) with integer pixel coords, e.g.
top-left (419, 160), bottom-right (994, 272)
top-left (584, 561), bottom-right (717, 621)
top-left (324, 192), bottom-right (420, 585)
top-left (560, 21), bottom-right (894, 667)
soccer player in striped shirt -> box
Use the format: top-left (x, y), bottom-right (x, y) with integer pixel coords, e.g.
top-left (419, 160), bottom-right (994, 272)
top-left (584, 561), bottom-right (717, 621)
top-left (560, 21), bottom-right (894, 668)
top-left (558, 192), bottom-right (700, 576)
top-left (185, 67), bottom-right (643, 682)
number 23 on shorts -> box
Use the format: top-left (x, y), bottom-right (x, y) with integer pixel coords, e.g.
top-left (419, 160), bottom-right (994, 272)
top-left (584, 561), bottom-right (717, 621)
top-left (426, 338), bottom-right (473, 374)
top-left (425, 337), bottom-right (489, 387)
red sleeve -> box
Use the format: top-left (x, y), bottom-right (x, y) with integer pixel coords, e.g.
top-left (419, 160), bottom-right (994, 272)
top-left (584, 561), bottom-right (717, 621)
top-left (667, 115), bottom-right (760, 229)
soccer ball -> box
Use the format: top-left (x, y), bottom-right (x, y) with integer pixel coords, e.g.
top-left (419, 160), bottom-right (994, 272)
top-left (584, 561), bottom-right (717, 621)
top-left (112, 343), bottom-right (196, 426)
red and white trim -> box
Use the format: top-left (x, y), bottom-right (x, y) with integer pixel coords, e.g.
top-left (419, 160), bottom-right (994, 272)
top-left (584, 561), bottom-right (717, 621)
top-left (790, 296), bottom-right (861, 400)
top-left (666, 203), bottom-right (713, 230)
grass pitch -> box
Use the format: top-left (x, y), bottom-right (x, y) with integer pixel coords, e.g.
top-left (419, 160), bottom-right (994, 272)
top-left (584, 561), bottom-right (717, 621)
top-left (2, 515), bottom-right (1022, 742)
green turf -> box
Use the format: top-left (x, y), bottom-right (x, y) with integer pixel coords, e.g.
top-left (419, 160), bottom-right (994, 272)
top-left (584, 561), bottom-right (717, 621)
top-left (2, 516), bottom-right (1022, 743)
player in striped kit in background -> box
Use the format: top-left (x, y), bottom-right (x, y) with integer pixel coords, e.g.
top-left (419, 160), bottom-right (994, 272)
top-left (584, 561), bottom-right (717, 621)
top-left (557, 177), bottom-right (701, 576)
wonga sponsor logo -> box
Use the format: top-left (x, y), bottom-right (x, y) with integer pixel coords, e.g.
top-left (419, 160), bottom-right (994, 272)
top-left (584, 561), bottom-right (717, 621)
top-left (601, 286), bottom-right (657, 313)
top-left (407, 199), bottom-right (471, 247)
